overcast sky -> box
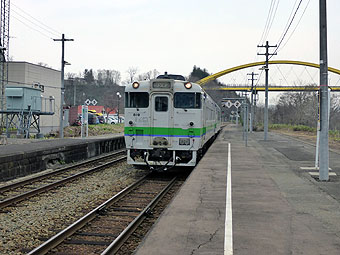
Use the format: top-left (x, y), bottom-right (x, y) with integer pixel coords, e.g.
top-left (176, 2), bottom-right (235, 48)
top-left (9, 0), bottom-right (340, 86)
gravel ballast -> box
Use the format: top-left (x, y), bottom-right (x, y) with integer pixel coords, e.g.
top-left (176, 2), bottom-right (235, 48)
top-left (0, 162), bottom-right (146, 255)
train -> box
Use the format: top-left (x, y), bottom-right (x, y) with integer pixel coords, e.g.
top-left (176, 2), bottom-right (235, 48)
top-left (124, 73), bottom-right (221, 170)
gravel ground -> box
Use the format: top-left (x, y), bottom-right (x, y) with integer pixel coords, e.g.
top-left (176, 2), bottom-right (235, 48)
top-left (0, 162), bottom-right (147, 255)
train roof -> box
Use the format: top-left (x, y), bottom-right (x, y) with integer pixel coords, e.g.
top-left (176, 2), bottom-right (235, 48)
top-left (156, 73), bottom-right (185, 81)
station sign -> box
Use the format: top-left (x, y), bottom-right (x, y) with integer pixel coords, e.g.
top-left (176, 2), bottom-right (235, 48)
top-left (223, 100), bottom-right (242, 109)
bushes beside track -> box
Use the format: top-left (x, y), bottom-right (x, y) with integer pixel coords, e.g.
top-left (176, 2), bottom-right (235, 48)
top-left (63, 123), bottom-right (124, 138)
top-left (259, 123), bottom-right (340, 141)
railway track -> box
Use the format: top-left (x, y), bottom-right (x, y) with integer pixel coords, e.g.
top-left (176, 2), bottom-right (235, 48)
top-left (0, 150), bottom-right (127, 210)
top-left (27, 173), bottom-right (178, 254)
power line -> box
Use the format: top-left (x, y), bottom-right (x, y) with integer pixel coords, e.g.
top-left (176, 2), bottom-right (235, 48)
top-left (11, 9), bottom-right (59, 37)
top-left (11, 3), bottom-right (61, 36)
top-left (269, 0), bottom-right (304, 60)
top-left (277, 0), bottom-right (299, 45)
top-left (262, 0), bottom-right (280, 44)
top-left (277, 0), bottom-right (311, 53)
top-left (12, 15), bottom-right (53, 39)
top-left (258, 0), bottom-right (275, 45)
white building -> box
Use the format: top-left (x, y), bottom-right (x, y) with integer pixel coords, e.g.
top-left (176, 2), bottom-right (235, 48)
top-left (6, 62), bottom-right (61, 134)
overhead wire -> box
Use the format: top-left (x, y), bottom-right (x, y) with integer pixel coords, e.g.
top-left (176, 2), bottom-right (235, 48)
top-left (11, 3), bottom-right (61, 36)
top-left (276, 0), bottom-right (299, 47)
top-left (254, 0), bottom-right (279, 72)
top-left (11, 3), bottom-right (62, 40)
top-left (269, 0), bottom-right (304, 60)
top-left (11, 9), bottom-right (59, 37)
top-left (262, 0), bottom-right (280, 44)
top-left (277, 0), bottom-right (311, 53)
top-left (11, 15), bottom-right (54, 40)
top-left (258, 0), bottom-right (275, 45)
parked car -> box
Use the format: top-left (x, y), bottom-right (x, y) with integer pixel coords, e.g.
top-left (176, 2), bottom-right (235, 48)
top-left (106, 116), bottom-right (118, 124)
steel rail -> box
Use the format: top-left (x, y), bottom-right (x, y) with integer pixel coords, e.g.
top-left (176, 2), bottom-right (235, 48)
top-left (27, 175), bottom-right (148, 255)
top-left (0, 155), bottom-right (127, 210)
top-left (101, 176), bottom-right (177, 254)
top-left (0, 149), bottom-right (126, 193)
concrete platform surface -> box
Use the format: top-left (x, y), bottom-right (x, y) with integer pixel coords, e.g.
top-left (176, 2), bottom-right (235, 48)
top-left (0, 133), bottom-right (124, 181)
top-left (0, 133), bottom-right (123, 157)
top-left (135, 124), bottom-right (340, 255)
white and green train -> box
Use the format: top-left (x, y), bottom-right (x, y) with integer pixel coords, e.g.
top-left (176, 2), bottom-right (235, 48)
top-left (124, 74), bottom-right (221, 170)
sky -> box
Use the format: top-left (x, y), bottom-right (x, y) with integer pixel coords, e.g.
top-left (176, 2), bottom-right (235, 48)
top-left (8, 0), bottom-right (340, 89)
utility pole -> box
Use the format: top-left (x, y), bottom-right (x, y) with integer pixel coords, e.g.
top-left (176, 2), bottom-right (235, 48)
top-left (319, 0), bottom-right (329, 181)
top-left (53, 34), bottom-right (74, 139)
top-left (257, 41), bottom-right (276, 140)
top-left (247, 72), bottom-right (258, 132)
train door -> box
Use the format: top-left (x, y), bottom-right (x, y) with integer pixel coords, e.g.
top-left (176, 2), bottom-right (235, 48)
top-left (150, 94), bottom-right (173, 146)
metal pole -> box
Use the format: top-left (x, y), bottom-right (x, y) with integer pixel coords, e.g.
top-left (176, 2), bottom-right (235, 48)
top-left (242, 104), bottom-right (246, 141)
top-left (116, 92), bottom-right (121, 123)
top-left (250, 87), bottom-right (253, 133)
top-left (245, 104), bottom-right (248, 147)
top-left (117, 97), bottom-right (120, 123)
top-left (248, 72), bottom-right (258, 132)
top-left (54, 34), bottom-right (74, 139)
top-left (264, 42), bottom-right (269, 140)
top-left (73, 79), bottom-right (76, 106)
top-left (315, 124), bottom-right (320, 168)
top-left (257, 41), bottom-right (276, 140)
top-left (319, 0), bottom-right (329, 181)
top-left (254, 86), bottom-right (257, 128)
top-left (59, 34), bottom-right (65, 138)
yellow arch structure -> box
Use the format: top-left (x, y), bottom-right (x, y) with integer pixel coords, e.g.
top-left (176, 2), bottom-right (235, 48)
top-left (196, 60), bottom-right (340, 85)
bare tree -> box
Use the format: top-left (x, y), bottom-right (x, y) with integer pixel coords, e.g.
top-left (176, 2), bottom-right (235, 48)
top-left (112, 70), bottom-right (121, 85)
top-left (66, 72), bottom-right (76, 79)
top-left (126, 67), bottom-right (138, 83)
top-left (136, 69), bottom-right (160, 81)
top-left (152, 69), bottom-right (160, 79)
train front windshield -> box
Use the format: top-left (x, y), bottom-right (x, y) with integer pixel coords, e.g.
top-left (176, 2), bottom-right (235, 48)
top-left (125, 92), bottom-right (149, 108)
top-left (174, 92), bottom-right (201, 109)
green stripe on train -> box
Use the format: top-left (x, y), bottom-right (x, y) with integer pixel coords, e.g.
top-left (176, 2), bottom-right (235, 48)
top-left (124, 124), bottom-right (218, 136)
top-left (124, 127), bottom-right (202, 136)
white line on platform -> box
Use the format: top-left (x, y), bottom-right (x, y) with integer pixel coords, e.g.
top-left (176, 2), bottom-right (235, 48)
top-left (300, 166), bottom-right (332, 171)
top-left (309, 172), bottom-right (337, 176)
top-left (224, 143), bottom-right (233, 255)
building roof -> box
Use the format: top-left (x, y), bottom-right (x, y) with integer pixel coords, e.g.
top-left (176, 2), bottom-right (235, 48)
top-left (8, 61), bottom-right (61, 73)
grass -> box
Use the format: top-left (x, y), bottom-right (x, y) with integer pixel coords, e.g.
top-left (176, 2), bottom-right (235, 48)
top-left (63, 123), bottom-right (124, 138)
top-left (268, 124), bottom-right (316, 132)
top-left (264, 123), bottom-right (340, 142)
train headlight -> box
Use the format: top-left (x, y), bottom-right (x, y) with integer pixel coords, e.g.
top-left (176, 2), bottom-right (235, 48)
top-left (132, 82), bottom-right (139, 89)
top-left (184, 82), bottom-right (192, 89)
top-left (189, 122), bottom-right (194, 126)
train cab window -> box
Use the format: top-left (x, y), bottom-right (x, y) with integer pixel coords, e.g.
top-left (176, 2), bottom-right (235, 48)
top-left (155, 96), bottom-right (168, 112)
top-left (125, 92), bottom-right (149, 108)
top-left (174, 92), bottom-right (201, 109)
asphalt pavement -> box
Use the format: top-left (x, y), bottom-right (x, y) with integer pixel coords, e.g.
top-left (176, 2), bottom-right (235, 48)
top-left (135, 124), bottom-right (340, 255)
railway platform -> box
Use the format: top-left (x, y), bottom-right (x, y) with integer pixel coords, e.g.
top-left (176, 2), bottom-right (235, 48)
top-left (0, 133), bottom-right (124, 182)
top-left (135, 124), bottom-right (340, 255)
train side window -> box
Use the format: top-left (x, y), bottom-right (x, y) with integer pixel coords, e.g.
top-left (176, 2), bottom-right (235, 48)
top-left (174, 92), bottom-right (201, 109)
top-left (155, 96), bottom-right (168, 112)
top-left (125, 92), bottom-right (149, 108)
